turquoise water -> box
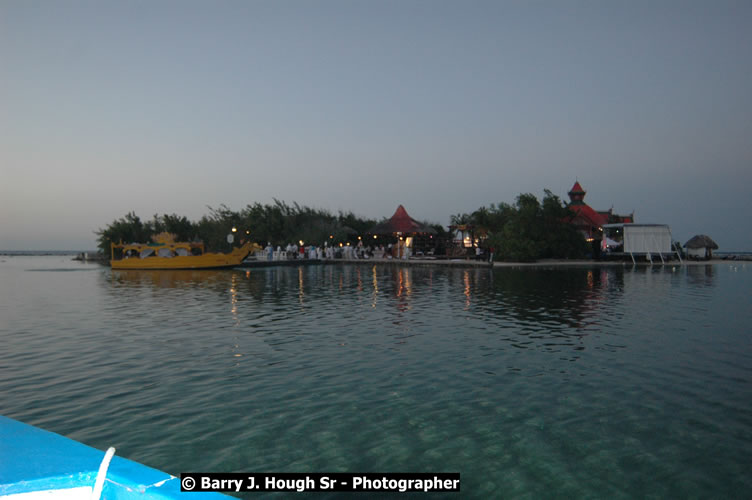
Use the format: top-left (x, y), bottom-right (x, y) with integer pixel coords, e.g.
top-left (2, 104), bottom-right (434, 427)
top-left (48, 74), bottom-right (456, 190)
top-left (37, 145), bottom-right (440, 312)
top-left (1, 256), bottom-right (750, 498)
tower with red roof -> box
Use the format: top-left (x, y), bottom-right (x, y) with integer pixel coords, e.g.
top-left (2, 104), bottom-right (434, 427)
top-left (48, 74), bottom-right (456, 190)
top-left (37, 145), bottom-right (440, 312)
top-left (566, 181), bottom-right (633, 240)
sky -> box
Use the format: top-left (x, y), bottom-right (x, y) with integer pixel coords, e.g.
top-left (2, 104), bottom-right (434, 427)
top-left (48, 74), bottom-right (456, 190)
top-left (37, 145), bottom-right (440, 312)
top-left (1, 0), bottom-right (751, 251)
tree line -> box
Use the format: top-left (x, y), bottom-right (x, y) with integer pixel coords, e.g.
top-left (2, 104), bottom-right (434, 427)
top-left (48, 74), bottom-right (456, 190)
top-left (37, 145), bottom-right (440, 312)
top-left (97, 191), bottom-right (587, 261)
top-left (97, 200), bottom-right (444, 255)
top-left (451, 190), bottom-right (587, 262)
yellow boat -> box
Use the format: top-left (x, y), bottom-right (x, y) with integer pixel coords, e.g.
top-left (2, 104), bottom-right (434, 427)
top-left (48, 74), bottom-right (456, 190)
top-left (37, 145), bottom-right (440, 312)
top-left (110, 236), bottom-right (259, 270)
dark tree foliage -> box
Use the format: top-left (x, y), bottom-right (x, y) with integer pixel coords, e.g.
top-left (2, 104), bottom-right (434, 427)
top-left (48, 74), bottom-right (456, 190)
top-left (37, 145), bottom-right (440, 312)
top-left (96, 191), bottom-right (586, 262)
top-left (482, 190), bottom-right (587, 262)
top-left (538, 190), bottom-right (588, 259)
top-left (96, 212), bottom-right (152, 254)
top-left (450, 213), bottom-right (472, 226)
top-left (96, 201), bottom-right (379, 255)
top-left (150, 213), bottom-right (196, 241)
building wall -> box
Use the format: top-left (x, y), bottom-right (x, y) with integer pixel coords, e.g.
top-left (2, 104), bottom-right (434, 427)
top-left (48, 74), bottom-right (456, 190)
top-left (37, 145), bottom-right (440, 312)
top-left (623, 226), bottom-right (672, 253)
top-left (687, 247), bottom-right (707, 259)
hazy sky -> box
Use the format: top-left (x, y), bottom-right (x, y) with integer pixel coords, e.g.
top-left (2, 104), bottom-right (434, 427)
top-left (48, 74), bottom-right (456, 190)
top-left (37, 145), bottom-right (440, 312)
top-left (2, 0), bottom-right (751, 251)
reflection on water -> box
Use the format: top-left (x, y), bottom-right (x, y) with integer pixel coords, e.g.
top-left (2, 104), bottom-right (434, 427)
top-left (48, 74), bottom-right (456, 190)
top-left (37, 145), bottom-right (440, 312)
top-left (102, 265), bottom-right (723, 361)
top-left (686, 264), bottom-right (716, 287)
top-left (110, 268), bottom-right (236, 289)
top-left (1, 258), bottom-right (751, 499)
top-left (371, 266), bottom-right (379, 309)
top-left (103, 264), bottom-right (737, 387)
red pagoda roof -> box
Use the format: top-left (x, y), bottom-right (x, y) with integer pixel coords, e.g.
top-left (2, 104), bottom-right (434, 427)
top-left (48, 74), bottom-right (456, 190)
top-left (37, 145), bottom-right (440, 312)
top-left (569, 203), bottom-right (608, 228)
top-left (566, 179), bottom-right (632, 231)
top-left (370, 205), bottom-right (435, 234)
top-left (569, 181), bottom-right (585, 194)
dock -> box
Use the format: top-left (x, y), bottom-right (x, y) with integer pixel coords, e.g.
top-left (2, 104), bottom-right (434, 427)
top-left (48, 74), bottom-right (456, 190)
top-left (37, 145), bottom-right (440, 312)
top-left (239, 258), bottom-right (493, 269)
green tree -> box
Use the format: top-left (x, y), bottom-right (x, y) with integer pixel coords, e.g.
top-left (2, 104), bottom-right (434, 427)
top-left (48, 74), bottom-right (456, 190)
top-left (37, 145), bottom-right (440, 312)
top-left (496, 193), bottom-right (541, 262)
top-left (96, 212), bottom-right (153, 255)
top-left (150, 214), bottom-right (196, 241)
top-left (540, 190), bottom-right (587, 259)
top-left (484, 191), bottom-right (587, 262)
top-left (96, 201), bottom-right (379, 256)
top-left (450, 213), bottom-right (472, 226)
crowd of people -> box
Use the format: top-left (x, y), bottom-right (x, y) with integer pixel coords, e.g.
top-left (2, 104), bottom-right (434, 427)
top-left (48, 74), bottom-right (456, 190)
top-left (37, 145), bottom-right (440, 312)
top-left (258, 240), bottom-right (416, 261)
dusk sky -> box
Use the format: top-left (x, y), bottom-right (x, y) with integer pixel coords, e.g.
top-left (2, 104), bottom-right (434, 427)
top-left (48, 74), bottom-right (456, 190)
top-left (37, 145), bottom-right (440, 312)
top-left (2, 0), bottom-right (751, 251)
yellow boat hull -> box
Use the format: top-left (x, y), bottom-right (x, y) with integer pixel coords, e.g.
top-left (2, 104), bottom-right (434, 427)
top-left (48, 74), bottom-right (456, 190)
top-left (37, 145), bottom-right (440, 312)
top-left (111, 243), bottom-right (256, 270)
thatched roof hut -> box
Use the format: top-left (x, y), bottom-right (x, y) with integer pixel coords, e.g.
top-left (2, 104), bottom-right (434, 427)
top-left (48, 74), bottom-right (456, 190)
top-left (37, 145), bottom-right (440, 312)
top-left (685, 235), bottom-right (718, 250)
top-left (684, 234), bottom-right (718, 259)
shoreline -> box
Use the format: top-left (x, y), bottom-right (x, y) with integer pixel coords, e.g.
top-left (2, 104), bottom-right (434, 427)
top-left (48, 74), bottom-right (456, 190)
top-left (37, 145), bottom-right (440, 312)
top-left (239, 257), bottom-right (741, 269)
top-left (4, 253), bottom-right (746, 269)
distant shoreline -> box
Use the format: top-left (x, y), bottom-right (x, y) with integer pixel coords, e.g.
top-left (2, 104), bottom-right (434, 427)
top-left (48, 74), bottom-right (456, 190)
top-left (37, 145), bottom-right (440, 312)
top-left (0, 250), bottom-right (86, 256)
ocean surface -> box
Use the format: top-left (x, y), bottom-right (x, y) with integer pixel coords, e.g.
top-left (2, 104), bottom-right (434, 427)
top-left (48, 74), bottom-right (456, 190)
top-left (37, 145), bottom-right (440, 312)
top-left (1, 256), bottom-right (750, 498)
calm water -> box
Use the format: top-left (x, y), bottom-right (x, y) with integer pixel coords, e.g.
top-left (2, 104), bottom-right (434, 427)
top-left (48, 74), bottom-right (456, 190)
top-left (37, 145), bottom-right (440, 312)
top-left (1, 256), bottom-right (751, 498)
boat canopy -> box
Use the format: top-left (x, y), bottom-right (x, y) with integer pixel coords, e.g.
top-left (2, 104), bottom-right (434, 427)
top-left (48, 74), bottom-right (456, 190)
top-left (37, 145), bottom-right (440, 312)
top-left (111, 241), bottom-right (206, 262)
top-left (113, 241), bottom-right (205, 253)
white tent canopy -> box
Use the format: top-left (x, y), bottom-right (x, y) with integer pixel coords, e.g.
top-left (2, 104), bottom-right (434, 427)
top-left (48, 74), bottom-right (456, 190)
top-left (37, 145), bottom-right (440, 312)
top-left (603, 223), bottom-right (679, 263)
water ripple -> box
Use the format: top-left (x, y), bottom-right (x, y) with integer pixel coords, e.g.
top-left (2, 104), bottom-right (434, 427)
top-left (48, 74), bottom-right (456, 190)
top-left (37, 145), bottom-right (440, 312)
top-left (1, 259), bottom-right (751, 497)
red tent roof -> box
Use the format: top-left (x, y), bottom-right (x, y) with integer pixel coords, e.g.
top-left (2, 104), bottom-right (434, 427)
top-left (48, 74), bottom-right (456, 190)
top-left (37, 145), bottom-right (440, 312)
top-left (370, 205), bottom-right (435, 234)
